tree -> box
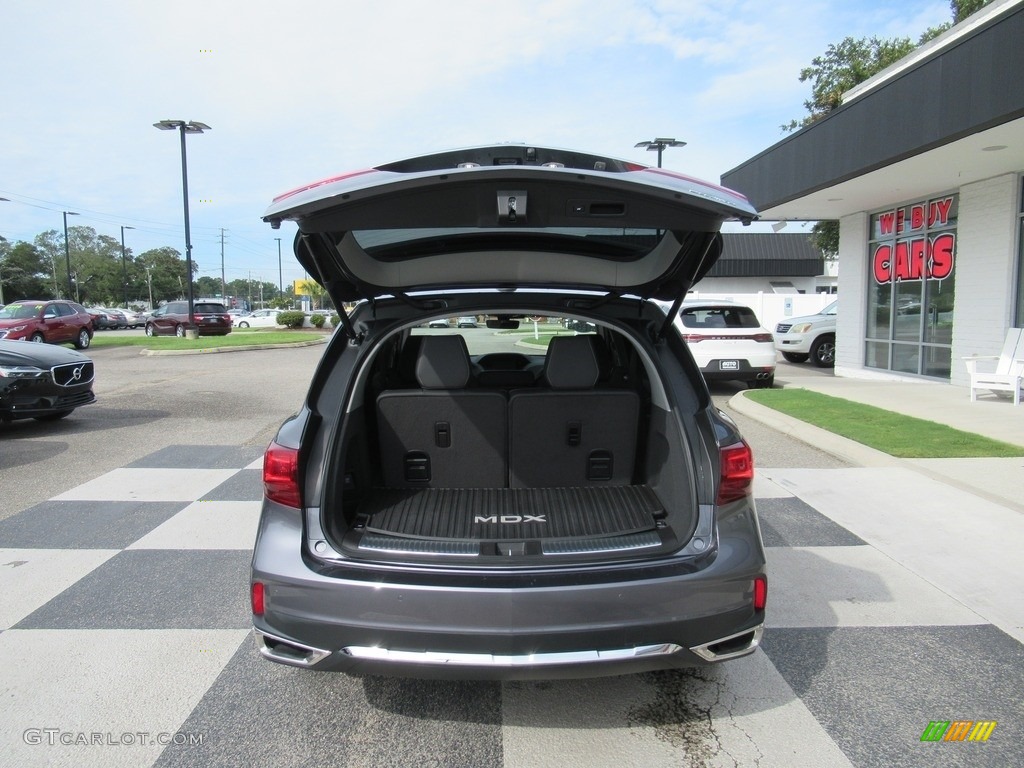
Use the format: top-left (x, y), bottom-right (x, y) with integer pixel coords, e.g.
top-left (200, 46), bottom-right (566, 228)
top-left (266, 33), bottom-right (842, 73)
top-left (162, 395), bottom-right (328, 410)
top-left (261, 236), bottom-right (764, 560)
top-left (781, 37), bottom-right (916, 133)
top-left (196, 275), bottom-right (223, 298)
top-left (784, 0), bottom-right (993, 258)
top-left (1, 240), bottom-right (51, 301)
top-left (136, 247), bottom-right (188, 305)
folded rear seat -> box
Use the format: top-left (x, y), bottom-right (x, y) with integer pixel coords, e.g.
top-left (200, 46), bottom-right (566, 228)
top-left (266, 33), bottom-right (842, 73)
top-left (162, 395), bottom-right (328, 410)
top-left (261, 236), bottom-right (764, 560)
top-left (508, 335), bottom-right (640, 488)
top-left (377, 335), bottom-right (507, 488)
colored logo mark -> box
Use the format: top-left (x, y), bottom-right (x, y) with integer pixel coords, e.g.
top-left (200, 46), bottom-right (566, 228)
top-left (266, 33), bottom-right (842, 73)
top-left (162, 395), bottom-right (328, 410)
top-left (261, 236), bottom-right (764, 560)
top-left (920, 720), bottom-right (997, 742)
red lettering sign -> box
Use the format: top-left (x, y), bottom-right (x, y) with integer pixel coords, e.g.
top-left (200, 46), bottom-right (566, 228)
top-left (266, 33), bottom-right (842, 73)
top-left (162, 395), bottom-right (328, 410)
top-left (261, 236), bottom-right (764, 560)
top-left (929, 233), bottom-right (954, 279)
top-left (878, 212), bottom-right (896, 236)
top-left (910, 204), bottom-right (925, 230)
top-left (872, 234), bottom-right (955, 284)
top-left (873, 244), bottom-right (892, 283)
top-left (929, 197), bottom-right (953, 227)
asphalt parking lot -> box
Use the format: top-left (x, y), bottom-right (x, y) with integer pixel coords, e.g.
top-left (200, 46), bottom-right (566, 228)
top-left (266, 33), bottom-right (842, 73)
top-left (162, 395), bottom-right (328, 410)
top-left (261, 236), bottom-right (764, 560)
top-left (1, 342), bottom-right (1021, 767)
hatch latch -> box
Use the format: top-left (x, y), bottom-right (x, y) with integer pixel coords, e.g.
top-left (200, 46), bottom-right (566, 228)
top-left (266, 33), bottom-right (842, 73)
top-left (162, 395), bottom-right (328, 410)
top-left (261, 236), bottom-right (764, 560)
top-left (498, 191), bottom-right (526, 223)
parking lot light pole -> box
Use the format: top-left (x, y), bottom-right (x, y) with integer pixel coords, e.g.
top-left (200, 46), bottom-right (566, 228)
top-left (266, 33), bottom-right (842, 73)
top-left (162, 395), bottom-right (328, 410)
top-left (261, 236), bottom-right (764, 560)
top-left (63, 211), bottom-right (79, 300)
top-left (634, 138), bottom-right (687, 168)
top-left (120, 225), bottom-right (134, 306)
top-left (153, 119), bottom-right (211, 330)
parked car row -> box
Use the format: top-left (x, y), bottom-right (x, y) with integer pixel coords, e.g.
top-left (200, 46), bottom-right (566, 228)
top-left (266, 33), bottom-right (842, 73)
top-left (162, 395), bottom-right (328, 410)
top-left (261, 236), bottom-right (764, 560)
top-left (0, 300), bottom-right (94, 349)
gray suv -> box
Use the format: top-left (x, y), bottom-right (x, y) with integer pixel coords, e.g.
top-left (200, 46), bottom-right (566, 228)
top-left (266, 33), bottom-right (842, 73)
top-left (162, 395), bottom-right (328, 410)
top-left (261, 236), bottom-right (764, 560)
top-left (251, 144), bottom-right (767, 679)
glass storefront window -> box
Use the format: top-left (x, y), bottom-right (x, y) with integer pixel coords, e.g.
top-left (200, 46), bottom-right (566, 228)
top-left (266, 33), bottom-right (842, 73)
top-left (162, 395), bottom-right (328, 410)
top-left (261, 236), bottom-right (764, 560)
top-left (866, 194), bottom-right (957, 378)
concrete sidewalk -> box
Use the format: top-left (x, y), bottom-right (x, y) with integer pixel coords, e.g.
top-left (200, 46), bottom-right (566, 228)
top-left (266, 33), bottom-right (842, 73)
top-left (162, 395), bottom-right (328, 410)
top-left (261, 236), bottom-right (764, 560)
top-left (733, 373), bottom-right (1024, 646)
top-left (730, 375), bottom-right (1024, 515)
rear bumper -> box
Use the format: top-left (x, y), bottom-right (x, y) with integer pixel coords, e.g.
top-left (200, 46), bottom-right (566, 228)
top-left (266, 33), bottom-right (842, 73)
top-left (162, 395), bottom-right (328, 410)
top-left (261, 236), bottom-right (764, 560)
top-left (254, 625), bottom-right (763, 679)
top-left (251, 500), bottom-right (766, 679)
top-left (698, 358), bottom-right (775, 381)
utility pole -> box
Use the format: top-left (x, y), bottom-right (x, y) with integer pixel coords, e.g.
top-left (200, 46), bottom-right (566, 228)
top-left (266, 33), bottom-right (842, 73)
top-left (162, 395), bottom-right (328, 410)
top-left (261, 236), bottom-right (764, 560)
top-left (220, 228), bottom-right (228, 303)
top-left (275, 237), bottom-right (283, 296)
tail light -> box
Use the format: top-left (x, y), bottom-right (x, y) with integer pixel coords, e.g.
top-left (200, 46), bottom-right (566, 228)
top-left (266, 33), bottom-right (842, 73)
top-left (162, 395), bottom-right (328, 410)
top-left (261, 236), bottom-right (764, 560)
top-left (683, 333), bottom-right (706, 343)
top-left (264, 441), bottom-right (301, 509)
top-left (251, 582), bottom-right (265, 616)
top-left (752, 333), bottom-right (774, 343)
top-left (717, 440), bottom-right (754, 504)
top-left (753, 575), bottom-right (767, 611)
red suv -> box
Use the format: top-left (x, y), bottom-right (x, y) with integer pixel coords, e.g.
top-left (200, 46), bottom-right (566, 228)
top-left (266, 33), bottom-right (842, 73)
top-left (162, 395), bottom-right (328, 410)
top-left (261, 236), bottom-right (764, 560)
top-left (144, 301), bottom-right (232, 337)
top-left (0, 300), bottom-right (94, 349)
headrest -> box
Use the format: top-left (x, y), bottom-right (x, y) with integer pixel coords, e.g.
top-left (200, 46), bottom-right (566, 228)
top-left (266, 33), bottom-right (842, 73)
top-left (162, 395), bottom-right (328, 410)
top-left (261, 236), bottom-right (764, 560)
top-left (544, 336), bottom-right (599, 390)
top-left (415, 335), bottom-right (472, 389)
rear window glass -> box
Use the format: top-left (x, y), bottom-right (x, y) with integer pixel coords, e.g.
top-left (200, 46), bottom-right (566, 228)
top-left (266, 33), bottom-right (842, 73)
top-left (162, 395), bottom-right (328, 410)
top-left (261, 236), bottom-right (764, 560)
top-left (351, 228), bottom-right (662, 261)
top-left (411, 316), bottom-right (594, 356)
top-left (195, 303), bottom-right (226, 313)
top-left (679, 306), bottom-right (760, 329)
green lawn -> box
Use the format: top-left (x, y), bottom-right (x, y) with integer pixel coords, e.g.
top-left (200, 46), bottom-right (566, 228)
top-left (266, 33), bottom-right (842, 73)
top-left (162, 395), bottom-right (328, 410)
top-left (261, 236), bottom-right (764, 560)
top-left (89, 329), bottom-right (326, 350)
top-left (744, 388), bottom-right (1024, 458)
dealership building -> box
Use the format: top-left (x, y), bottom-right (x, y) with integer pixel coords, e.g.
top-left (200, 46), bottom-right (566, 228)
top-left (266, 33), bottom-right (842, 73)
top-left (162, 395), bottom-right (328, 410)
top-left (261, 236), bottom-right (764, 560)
top-left (722, 0), bottom-right (1024, 386)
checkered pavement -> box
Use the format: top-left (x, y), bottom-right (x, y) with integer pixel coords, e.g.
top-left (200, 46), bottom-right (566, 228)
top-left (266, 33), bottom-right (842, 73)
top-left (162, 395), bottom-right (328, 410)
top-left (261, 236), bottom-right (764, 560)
top-left (1, 446), bottom-right (1020, 767)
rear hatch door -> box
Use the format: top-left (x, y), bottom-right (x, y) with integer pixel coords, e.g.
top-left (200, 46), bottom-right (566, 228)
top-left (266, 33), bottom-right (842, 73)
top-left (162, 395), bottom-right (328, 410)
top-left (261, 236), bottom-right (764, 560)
top-left (263, 144), bottom-right (758, 304)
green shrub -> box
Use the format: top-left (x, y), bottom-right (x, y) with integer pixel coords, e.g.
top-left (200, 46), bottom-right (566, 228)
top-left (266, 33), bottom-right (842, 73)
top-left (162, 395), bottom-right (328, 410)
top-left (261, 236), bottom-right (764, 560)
top-left (331, 313), bottom-right (341, 329)
top-left (310, 313), bottom-right (326, 329)
top-left (277, 311), bottom-right (306, 329)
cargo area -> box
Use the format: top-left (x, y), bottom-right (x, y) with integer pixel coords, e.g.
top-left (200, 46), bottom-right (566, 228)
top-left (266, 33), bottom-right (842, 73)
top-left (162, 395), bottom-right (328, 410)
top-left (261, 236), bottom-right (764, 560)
top-left (324, 320), bottom-right (700, 564)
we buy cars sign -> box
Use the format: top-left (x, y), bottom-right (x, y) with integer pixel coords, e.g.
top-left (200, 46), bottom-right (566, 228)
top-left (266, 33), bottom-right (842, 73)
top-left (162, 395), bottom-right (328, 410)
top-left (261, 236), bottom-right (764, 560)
top-left (871, 196), bottom-right (955, 284)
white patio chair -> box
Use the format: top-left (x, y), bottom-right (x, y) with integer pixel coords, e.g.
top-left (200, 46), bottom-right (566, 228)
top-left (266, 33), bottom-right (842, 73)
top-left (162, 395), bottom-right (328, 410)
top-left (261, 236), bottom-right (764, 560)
top-left (964, 327), bottom-right (1024, 405)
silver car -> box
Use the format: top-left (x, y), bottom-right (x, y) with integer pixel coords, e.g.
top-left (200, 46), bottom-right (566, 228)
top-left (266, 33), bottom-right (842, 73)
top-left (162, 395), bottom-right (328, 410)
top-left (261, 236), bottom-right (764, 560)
top-left (251, 144), bottom-right (767, 679)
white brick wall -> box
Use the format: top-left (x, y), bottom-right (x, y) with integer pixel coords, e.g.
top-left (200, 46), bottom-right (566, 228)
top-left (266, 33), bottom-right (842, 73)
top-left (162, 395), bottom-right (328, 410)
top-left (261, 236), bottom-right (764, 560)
top-left (836, 213), bottom-right (869, 374)
top-left (950, 174), bottom-right (1020, 385)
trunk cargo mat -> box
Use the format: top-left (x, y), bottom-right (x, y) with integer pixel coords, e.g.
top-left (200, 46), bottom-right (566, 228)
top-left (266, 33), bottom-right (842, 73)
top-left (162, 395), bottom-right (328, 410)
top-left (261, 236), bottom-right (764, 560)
top-left (359, 485), bottom-right (663, 542)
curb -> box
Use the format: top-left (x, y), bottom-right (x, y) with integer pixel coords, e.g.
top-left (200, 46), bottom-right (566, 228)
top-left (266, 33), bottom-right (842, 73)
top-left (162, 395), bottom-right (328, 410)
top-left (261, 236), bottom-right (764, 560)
top-left (730, 389), bottom-right (1024, 514)
top-left (729, 390), bottom-right (904, 468)
top-left (139, 337), bottom-right (328, 356)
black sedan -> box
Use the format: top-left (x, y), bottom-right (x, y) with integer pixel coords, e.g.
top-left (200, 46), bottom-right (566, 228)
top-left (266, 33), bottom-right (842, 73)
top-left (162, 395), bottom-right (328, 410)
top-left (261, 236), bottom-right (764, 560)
top-left (0, 339), bottom-right (96, 422)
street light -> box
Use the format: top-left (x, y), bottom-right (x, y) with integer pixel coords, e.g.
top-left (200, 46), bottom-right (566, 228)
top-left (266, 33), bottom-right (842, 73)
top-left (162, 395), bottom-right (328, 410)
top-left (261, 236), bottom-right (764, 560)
top-left (634, 138), bottom-right (687, 168)
top-left (63, 211), bottom-right (79, 300)
top-left (120, 225), bottom-right (135, 306)
top-left (153, 119), bottom-right (211, 330)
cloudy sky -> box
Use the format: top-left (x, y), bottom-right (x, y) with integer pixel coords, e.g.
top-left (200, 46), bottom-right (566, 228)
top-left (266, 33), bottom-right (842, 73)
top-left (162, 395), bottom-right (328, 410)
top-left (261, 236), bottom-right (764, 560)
top-left (1, 0), bottom-right (952, 289)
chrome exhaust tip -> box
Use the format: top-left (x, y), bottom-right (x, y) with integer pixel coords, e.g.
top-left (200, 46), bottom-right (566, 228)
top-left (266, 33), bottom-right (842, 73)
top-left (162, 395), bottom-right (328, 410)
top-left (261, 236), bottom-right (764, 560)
top-left (254, 629), bottom-right (331, 668)
top-left (689, 625), bottom-right (763, 662)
